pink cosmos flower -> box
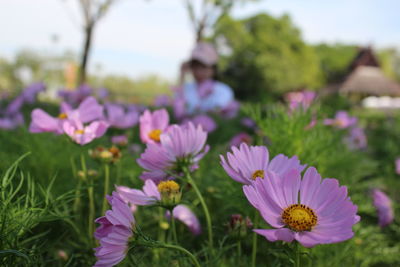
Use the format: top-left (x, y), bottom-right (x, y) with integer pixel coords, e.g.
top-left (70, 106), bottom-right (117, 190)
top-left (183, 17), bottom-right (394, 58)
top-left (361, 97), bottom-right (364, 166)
top-left (220, 100), bottom-right (240, 119)
top-left (104, 103), bottom-right (139, 129)
top-left (182, 114), bottom-right (217, 132)
top-left (220, 143), bottom-right (306, 185)
top-left (324, 111), bottom-right (357, 129)
top-left (345, 127), bottom-right (367, 150)
top-left (63, 117), bottom-right (108, 145)
top-left (229, 132), bottom-right (253, 148)
top-left (139, 109), bottom-right (170, 144)
top-left (93, 192), bottom-right (134, 267)
top-left (372, 189), bottom-right (394, 227)
top-left (29, 96), bottom-right (103, 134)
top-left (395, 158), bottom-right (400, 175)
top-left (111, 135), bottom-right (128, 146)
top-left (243, 167), bottom-right (360, 248)
top-left (138, 122), bottom-right (209, 182)
top-left (116, 180), bottom-right (201, 235)
top-left (285, 90), bottom-right (316, 111)
top-left (21, 82), bottom-right (45, 103)
top-left (154, 95), bottom-right (171, 107)
top-left (0, 113), bottom-right (24, 130)
top-left (58, 84), bottom-right (92, 106)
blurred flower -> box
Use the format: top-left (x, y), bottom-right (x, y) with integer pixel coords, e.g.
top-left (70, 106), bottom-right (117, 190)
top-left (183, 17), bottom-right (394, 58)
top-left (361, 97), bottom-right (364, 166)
top-left (58, 84), bottom-right (92, 106)
top-left (138, 122), bottom-right (209, 182)
top-left (0, 112), bottom-right (24, 130)
top-left (63, 118), bottom-right (108, 145)
top-left (139, 109), bottom-right (169, 144)
top-left (220, 143), bottom-right (305, 185)
top-left (89, 146), bottom-right (122, 163)
top-left (182, 114), bottom-right (217, 132)
top-left (116, 180), bottom-right (200, 234)
top-left (304, 116), bottom-right (317, 130)
top-left (128, 144), bottom-right (142, 155)
top-left (154, 94), bottom-right (171, 107)
top-left (345, 127), bottom-right (367, 150)
top-left (243, 167), bottom-right (360, 247)
top-left (220, 100), bottom-right (240, 119)
top-left (97, 88), bottom-right (109, 100)
top-left (395, 158), bottom-right (400, 175)
top-left (324, 111), bottom-right (357, 129)
top-left (5, 95), bottom-right (24, 115)
top-left (173, 94), bottom-right (187, 120)
top-left (29, 96), bottom-right (103, 134)
top-left (241, 117), bottom-right (257, 129)
top-left (372, 189), bottom-right (394, 227)
top-left (93, 192), bottom-right (134, 267)
top-left (111, 135), bottom-right (128, 146)
top-left (104, 103), bottom-right (139, 129)
top-left (57, 250), bottom-right (68, 261)
top-left (229, 132), bottom-right (253, 147)
top-left (21, 82), bottom-right (45, 103)
top-left (166, 204), bottom-right (201, 235)
top-left (227, 214), bottom-right (253, 238)
top-left (285, 90), bottom-right (316, 111)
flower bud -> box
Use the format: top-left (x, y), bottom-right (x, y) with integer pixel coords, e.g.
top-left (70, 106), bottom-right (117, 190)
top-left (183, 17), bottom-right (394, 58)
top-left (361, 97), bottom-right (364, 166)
top-left (157, 180), bottom-right (181, 207)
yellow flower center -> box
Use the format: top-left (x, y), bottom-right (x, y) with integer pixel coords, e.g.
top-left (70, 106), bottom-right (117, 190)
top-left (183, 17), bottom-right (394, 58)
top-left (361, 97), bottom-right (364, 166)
top-left (74, 129), bottom-right (84, 135)
top-left (157, 180), bottom-right (180, 194)
top-left (252, 170), bottom-right (265, 180)
top-left (148, 129), bottom-right (162, 142)
top-left (58, 113), bottom-right (68, 119)
top-left (282, 204), bottom-right (318, 232)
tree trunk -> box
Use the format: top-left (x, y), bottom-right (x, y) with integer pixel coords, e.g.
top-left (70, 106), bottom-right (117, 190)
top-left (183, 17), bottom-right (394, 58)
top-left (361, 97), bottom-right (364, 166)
top-left (79, 24), bottom-right (93, 85)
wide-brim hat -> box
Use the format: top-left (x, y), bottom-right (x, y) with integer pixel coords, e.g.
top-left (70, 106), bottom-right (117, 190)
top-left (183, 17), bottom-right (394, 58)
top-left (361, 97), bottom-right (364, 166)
top-left (190, 42), bottom-right (218, 66)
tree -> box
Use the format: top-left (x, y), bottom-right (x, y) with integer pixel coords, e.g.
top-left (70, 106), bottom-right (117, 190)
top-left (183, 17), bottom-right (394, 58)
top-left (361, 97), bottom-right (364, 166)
top-left (212, 13), bottom-right (323, 101)
top-left (183, 0), bottom-right (258, 43)
top-left (63, 0), bottom-right (118, 84)
top-left (313, 44), bottom-right (357, 83)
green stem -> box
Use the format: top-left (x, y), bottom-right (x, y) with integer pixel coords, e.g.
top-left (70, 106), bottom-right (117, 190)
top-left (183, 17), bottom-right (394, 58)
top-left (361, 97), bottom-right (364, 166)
top-left (170, 209), bottom-right (179, 244)
top-left (294, 242), bottom-right (300, 267)
top-left (81, 154), bottom-right (94, 244)
top-left (184, 168), bottom-right (213, 250)
top-left (251, 212), bottom-right (260, 267)
top-left (102, 164), bottom-right (110, 214)
top-left (237, 239), bottom-right (242, 264)
top-left (161, 243), bottom-right (201, 267)
top-left (71, 156), bottom-right (81, 214)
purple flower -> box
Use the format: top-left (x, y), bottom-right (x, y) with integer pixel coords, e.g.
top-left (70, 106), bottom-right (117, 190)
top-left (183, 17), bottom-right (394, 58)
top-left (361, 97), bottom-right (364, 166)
top-left (229, 132), bottom-right (253, 148)
top-left (324, 111), bottom-right (357, 129)
top-left (167, 205), bottom-right (201, 235)
top-left (243, 167), bottom-right (360, 248)
top-left (372, 189), bottom-right (394, 227)
top-left (21, 82), bottom-right (45, 103)
top-left (182, 114), bottom-right (217, 132)
top-left (285, 90), bottom-right (316, 111)
top-left (220, 100), bottom-right (240, 119)
top-left (111, 135), bottom-right (128, 146)
top-left (105, 103), bottom-right (139, 129)
top-left (395, 158), bottom-right (400, 175)
top-left (29, 96), bottom-right (103, 134)
top-left (97, 88), bottom-right (109, 100)
top-left (220, 143), bottom-right (306, 185)
top-left (0, 113), bottom-right (24, 130)
top-left (63, 117), bottom-right (109, 145)
top-left (93, 192), bottom-right (134, 267)
top-left (139, 109), bottom-right (170, 144)
top-left (154, 95), bottom-right (171, 107)
top-left (58, 84), bottom-right (92, 106)
top-left (241, 117), bottom-right (257, 129)
top-left (5, 95), bottom-right (24, 115)
top-left (138, 122), bottom-right (209, 182)
top-left (116, 180), bottom-right (201, 235)
top-left (345, 127), bottom-right (367, 150)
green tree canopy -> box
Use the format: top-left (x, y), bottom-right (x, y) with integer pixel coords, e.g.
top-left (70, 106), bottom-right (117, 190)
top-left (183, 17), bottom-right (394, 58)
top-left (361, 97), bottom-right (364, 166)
top-left (212, 13), bottom-right (323, 101)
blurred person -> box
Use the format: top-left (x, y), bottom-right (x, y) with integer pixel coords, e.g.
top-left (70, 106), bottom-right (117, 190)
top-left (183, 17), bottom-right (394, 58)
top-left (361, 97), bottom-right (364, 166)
top-left (176, 42), bottom-right (234, 115)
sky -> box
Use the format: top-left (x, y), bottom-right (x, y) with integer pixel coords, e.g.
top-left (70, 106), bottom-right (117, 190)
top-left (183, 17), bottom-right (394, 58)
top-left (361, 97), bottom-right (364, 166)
top-left (0, 0), bottom-right (399, 80)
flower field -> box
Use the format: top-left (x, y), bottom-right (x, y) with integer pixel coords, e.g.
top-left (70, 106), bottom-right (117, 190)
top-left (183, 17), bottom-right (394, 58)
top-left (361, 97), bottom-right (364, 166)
top-left (0, 84), bottom-right (399, 267)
